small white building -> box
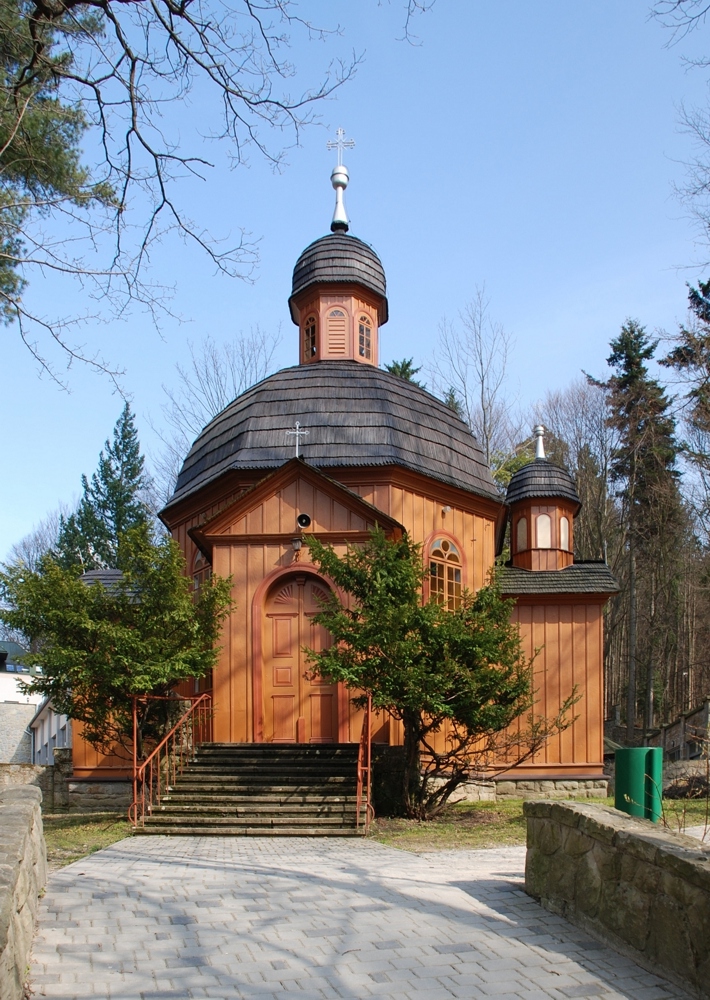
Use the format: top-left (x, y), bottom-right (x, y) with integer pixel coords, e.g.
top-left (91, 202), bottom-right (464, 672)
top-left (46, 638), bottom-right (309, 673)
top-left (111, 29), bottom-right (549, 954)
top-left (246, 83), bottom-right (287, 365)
top-left (30, 699), bottom-right (72, 766)
top-left (0, 641), bottom-right (44, 763)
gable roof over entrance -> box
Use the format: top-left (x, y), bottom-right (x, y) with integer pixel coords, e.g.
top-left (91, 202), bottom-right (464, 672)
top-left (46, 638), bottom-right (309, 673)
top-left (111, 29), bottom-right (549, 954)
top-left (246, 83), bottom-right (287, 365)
top-left (189, 458), bottom-right (405, 558)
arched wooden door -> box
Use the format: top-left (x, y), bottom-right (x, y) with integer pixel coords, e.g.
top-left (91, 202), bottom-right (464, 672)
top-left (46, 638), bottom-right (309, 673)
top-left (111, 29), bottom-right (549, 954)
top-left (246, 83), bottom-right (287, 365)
top-left (263, 574), bottom-right (338, 743)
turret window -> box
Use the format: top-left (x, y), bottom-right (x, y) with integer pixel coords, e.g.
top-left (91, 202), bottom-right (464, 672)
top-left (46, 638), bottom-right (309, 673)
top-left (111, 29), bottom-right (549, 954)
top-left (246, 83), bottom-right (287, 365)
top-left (430, 538), bottom-right (462, 610)
top-left (358, 315), bottom-right (372, 359)
top-left (536, 514), bottom-right (552, 549)
top-left (516, 517), bottom-right (527, 552)
top-left (304, 316), bottom-right (317, 359)
top-left (560, 516), bottom-right (570, 551)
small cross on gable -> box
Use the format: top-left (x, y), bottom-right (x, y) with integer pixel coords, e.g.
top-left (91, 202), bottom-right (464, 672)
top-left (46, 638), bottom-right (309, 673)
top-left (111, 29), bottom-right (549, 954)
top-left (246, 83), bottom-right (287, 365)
top-left (285, 421), bottom-right (309, 458)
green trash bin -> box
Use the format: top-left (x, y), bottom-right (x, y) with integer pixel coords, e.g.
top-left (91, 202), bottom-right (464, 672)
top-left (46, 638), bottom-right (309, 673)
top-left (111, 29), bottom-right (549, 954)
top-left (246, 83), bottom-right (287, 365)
top-left (614, 747), bottom-right (663, 822)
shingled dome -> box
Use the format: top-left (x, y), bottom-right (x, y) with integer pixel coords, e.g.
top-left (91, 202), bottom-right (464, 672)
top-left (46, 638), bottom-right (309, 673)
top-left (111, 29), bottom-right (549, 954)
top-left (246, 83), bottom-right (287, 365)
top-left (167, 361), bottom-right (498, 510)
top-left (506, 458), bottom-right (581, 510)
top-left (289, 233), bottom-right (388, 322)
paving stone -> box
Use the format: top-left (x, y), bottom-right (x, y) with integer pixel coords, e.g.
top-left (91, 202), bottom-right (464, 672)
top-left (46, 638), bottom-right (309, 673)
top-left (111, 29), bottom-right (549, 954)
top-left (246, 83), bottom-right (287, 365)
top-left (29, 838), bottom-right (690, 1000)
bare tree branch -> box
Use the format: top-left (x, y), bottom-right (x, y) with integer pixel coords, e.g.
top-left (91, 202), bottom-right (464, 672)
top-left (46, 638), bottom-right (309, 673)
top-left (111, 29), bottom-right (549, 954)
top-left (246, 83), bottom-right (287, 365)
top-left (150, 324), bottom-right (281, 502)
top-left (428, 286), bottom-right (522, 467)
top-left (0, 0), bottom-right (361, 384)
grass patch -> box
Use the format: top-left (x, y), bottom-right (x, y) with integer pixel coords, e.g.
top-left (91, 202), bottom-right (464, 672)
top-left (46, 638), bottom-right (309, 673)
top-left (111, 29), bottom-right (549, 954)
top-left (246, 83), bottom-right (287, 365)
top-left (42, 812), bottom-right (131, 871)
top-left (371, 799), bottom-right (528, 852)
top-left (661, 798), bottom-right (710, 833)
top-left (371, 796), bottom-right (710, 852)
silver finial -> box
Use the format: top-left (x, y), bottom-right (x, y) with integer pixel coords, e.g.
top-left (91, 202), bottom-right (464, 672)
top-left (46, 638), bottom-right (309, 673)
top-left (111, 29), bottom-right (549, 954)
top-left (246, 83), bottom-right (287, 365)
top-left (327, 127), bottom-right (355, 232)
top-left (534, 425), bottom-right (546, 460)
top-left (286, 421), bottom-right (309, 458)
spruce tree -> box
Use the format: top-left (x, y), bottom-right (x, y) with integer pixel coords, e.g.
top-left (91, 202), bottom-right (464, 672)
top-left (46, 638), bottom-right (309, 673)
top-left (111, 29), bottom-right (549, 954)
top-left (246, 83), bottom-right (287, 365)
top-left (384, 358), bottom-right (424, 386)
top-left (56, 404), bottom-right (149, 569)
top-left (593, 320), bottom-right (681, 739)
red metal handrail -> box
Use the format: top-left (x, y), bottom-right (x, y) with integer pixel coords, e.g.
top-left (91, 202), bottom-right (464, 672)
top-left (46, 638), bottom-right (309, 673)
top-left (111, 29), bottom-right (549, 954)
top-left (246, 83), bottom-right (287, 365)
top-left (129, 693), bottom-right (212, 828)
top-left (356, 694), bottom-right (374, 833)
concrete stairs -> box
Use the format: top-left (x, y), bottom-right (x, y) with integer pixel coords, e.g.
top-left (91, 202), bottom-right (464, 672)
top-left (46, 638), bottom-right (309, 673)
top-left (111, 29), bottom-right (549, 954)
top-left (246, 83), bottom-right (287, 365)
top-left (139, 743), bottom-right (363, 836)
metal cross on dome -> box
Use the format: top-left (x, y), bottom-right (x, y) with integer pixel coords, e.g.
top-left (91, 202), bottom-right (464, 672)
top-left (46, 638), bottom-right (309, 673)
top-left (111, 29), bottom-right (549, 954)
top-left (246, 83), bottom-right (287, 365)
top-left (327, 127), bottom-right (355, 166)
top-left (286, 421), bottom-right (309, 458)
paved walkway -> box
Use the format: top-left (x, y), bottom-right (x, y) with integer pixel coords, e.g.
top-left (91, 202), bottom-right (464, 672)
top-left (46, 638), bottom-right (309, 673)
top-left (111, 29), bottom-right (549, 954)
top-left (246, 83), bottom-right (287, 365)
top-left (31, 837), bottom-right (688, 1000)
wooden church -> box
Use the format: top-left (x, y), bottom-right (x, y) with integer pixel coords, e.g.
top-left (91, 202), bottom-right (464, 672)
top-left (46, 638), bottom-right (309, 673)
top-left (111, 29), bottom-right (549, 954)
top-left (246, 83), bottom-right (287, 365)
top-left (71, 148), bottom-right (617, 807)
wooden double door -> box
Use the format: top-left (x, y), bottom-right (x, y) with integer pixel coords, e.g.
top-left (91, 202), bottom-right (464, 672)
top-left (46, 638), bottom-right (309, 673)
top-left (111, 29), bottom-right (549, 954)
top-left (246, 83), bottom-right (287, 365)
top-left (263, 574), bottom-right (338, 743)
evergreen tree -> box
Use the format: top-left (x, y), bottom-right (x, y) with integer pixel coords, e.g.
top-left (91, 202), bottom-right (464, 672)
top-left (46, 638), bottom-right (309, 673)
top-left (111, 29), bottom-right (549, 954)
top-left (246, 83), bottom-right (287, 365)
top-left (305, 529), bottom-right (575, 819)
top-left (1, 524), bottom-right (232, 754)
top-left (592, 320), bottom-right (682, 738)
top-left (443, 387), bottom-right (464, 418)
top-left (56, 404), bottom-right (149, 569)
top-left (384, 358), bottom-right (424, 386)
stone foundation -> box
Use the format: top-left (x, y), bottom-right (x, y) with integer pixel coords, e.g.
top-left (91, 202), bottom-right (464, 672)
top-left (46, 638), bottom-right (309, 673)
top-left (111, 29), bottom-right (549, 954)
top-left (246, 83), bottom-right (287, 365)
top-left (524, 799), bottom-right (710, 998)
top-left (65, 780), bottom-right (132, 811)
top-left (0, 786), bottom-right (47, 1000)
top-left (451, 777), bottom-right (608, 803)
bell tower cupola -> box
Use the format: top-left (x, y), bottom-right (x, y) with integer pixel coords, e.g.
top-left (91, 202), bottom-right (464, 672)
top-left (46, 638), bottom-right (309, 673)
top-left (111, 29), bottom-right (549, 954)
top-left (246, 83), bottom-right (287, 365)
top-left (288, 129), bottom-right (388, 367)
top-left (506, 426), bottom-right (581, 571)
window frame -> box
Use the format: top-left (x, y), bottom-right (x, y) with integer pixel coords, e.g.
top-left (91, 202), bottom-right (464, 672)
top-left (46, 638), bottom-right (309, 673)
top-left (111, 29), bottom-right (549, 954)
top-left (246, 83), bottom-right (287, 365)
top-left (426, 534), bottom-right (464, 611)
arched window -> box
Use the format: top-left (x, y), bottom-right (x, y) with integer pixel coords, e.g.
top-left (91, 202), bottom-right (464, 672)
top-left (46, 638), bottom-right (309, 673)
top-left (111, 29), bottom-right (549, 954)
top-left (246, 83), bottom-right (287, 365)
top-left (559, 516), bottom-right (570, 551)
top-left (303, 315), bottom-right (317, 359)
top-left (358, 315), bottom-right (373, 359)
top-left (536, 514), bottom-right (551, 549)
top-left (516, 517), bottom-right (527, 553)
top-left (193, 550), bottom-right (212, 594)
top-left (430, 538), bottom-right (462, 610)
top-left (326, 309), bottom-right (347, 354)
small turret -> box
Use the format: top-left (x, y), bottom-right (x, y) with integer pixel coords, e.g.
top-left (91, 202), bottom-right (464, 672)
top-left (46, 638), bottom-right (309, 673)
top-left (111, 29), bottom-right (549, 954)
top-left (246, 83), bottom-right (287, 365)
top-left (506, 426), bottom-right (581, 571)
top-left (288, 128), bottom-right (388, 367)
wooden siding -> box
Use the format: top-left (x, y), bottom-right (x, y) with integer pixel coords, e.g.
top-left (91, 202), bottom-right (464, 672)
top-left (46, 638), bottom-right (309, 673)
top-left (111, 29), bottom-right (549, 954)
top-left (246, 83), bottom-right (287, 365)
top-left (505, 599), bottom-right (605, 777)
top-left (71, 720), bottom-right (132, 780)
top-left (73, 460), bottom-right (605, 780)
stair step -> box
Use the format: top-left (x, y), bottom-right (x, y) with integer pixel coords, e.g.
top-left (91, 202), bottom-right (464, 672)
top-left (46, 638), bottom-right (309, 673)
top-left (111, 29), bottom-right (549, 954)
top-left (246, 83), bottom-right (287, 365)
top-left (139, 826), bottom-right (362, 837)
top-left (132, 742), bottom-right (364, 838)
top-left (154, 798), bottom-right (357, 816)
top-left (171, 782), bottom-right (356, 792)
top-left (145, 813), bottom-right (356, 826)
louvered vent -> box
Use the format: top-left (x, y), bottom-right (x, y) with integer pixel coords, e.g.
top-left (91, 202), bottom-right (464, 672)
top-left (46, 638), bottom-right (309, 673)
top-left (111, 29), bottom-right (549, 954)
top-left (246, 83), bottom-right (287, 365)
top-left (327, 310), bottom-right (347, 355)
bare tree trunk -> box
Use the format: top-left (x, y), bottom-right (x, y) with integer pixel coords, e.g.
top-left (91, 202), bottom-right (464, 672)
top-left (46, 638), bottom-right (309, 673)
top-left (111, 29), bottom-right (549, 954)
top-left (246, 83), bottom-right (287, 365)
top-left (627, 546), bottom-right (638, 744)
top-left (645, 572), bottom-right (656, 734)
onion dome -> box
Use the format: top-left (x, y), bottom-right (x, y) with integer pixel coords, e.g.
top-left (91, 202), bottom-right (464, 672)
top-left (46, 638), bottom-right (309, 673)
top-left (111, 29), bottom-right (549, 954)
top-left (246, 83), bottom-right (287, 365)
top-left (166, 361), bottom-right (498, 510)
top-left (506, 425), bottom-right (580, 511)
top-left (288, 232), bottom-right (388, 324)
top-left (506, 460), bottom-right (580, 511)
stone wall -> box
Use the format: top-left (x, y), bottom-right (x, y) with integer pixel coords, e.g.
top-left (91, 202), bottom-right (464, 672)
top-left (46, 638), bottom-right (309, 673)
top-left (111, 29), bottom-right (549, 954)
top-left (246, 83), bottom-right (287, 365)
top-left (0, 786), bottom-right (47, 1000)
top-left (451, 777), bottom-right (608, 803)
top-left (0, 752), bottom-right (131, 813)
top-left (524, 800), bottom-right (710, 998)
top-left (0, 703), bottom-right (35, 764)
top-left (0, 764), bottom-right (55, 810)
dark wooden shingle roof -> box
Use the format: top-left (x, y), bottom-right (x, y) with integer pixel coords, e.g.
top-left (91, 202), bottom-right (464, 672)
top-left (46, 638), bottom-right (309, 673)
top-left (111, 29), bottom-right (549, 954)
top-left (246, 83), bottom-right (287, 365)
top-left (506, 458), bottom-right (580, 508)
top-left (166, 361), bottom-right (500, 510)
top-left (289, 233), bottom-right (388, 322)
top-left (499, 562), bottom-right (619, 595)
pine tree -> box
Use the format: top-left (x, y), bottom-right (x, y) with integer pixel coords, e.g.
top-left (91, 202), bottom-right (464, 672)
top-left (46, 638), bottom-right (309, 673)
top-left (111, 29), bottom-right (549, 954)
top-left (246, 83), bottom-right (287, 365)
top-left (384, 358), bottom-right (424, 386)
top-left (56, 404), bottom-right (149, 569)
top-left (593, 320), bottom-right (682, 739)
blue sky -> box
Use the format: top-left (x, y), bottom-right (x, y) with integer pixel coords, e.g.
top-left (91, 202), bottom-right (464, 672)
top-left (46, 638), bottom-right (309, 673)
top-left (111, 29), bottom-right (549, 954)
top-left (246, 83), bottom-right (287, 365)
top-left (3, 0), bottom-right (710, 557)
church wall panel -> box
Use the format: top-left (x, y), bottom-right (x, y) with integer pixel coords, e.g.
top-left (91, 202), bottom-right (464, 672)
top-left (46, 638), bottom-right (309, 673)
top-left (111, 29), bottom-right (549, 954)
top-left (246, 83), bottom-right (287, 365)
top-left (505, 600), bottom-right (605, 777)
top-left (332, 500), bottom-right (349, 531)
